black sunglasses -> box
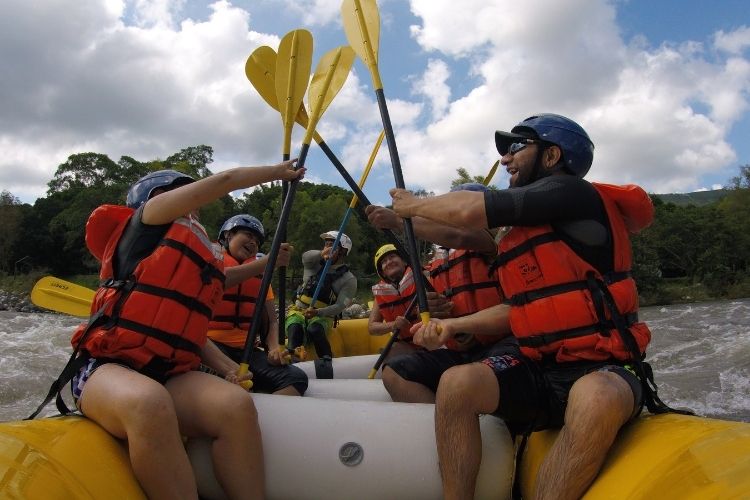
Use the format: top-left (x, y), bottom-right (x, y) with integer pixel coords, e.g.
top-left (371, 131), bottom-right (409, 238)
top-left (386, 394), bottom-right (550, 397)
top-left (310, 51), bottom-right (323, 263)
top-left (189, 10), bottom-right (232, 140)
top-left (507, 138), bottom-right (539, 155)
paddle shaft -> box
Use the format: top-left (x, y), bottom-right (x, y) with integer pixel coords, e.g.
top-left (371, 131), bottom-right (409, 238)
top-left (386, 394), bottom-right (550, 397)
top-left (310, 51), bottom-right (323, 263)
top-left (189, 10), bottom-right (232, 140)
top-left (278, 156), bottom-right (290, 344)
top-left (374, 88), bottom-right (429, 322)
top-left (316, 139), bottom-right (406, 255)
top-left (241, 143), bottom-right (311, 365)
top-left (368, 293), bottom-right (418, 379)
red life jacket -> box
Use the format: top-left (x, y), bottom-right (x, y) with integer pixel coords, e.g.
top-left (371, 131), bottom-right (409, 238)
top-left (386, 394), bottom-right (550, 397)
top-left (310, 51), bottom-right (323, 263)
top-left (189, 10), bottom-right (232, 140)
top-left (428, 249), bottom-right (504, 348)
top-left (208, 253), bottom-right (261, 330)
top-left (207, 253), bottom-right (263, 348)
top-left (495, 183), bottom-right (653, 363)
top-left (372, 267), bottom-right (420, 338)
top-left (72, 205), bottom-right (225, 376)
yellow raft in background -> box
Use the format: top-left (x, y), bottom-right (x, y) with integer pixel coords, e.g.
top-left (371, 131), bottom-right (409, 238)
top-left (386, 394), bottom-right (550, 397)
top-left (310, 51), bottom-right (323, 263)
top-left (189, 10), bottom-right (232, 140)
top-left (302, 317), bottom-right (390, 358)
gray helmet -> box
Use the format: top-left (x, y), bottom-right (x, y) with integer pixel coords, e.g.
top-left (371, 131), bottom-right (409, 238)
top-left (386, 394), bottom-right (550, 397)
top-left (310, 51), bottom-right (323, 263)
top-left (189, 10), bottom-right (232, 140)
top-left (218, 214), bottom-right (265, 247)
top-left (494, 113), bottom-right (594, 178)
top-left (126, 170), bottom-right (195, 209)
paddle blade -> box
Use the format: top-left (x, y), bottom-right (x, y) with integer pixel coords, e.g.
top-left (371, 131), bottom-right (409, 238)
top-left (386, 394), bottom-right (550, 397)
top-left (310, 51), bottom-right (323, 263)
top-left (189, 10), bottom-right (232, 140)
top-left (30, 276), bottom-right (95, 317)
top-left (276, 30), bottom-right (313, 126)
top-left (483, 159), bottom-right (500, 186)
top-left (341, 0), bottom-right (380, 68)
top-left (307, 46), bottom-right (355, 126)
top-left (245, 46), bottom-right (280, 111)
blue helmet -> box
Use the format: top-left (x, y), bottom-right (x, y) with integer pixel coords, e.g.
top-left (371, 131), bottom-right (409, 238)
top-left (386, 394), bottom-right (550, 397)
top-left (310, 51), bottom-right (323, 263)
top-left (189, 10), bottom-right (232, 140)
top-left (218, 214), bottom-right (265, 247)
top-left (494, 114), bottom-right (594, 178)
top-left (450, 182), bottom-right (489, 193)
top-left (126, 170), bottom-right (195, 209)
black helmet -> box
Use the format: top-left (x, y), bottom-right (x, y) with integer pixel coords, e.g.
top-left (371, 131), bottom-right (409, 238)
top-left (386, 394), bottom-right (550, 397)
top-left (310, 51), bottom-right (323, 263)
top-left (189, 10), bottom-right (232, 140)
top-left (126, 170), bottom-right (195, 208)
top-left (495, 114), bottom-right (594, 178)
top-left (218, 214), bottom-right (265, 247)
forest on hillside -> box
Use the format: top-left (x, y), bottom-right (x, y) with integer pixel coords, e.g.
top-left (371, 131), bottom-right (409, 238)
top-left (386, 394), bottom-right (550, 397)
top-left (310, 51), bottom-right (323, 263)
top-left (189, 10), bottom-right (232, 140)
top-left (1, 145), bottom-right (749, 303)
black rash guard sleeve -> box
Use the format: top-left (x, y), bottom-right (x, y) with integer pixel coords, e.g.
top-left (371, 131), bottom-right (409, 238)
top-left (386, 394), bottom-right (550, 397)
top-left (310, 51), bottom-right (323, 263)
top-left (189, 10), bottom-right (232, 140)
top-left (484, 176), bottom-right (615, 274)
top-left (113, 205), bottom-right (172, 280)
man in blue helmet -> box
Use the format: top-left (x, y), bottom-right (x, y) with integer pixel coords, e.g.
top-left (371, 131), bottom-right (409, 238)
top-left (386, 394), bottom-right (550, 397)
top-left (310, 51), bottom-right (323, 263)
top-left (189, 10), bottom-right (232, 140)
top-left (390, 114), bottom-right (674, 499)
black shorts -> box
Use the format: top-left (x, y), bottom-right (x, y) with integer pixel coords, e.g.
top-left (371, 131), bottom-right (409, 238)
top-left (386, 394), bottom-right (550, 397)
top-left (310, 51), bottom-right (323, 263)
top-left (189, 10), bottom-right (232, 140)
top-left (385, 343), bottom-right (495, 393)
top-left (480, 339), bottom-right (643, 434)
top-left (212, 343), bottom-right (309, 395)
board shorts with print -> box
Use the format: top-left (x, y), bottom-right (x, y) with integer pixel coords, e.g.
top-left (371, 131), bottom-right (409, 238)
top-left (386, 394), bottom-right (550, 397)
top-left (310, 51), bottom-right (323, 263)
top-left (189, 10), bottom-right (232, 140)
top-left (479, 338), bottom-right (643, 434)
top-left (385, 342), bottom-right (497, 393)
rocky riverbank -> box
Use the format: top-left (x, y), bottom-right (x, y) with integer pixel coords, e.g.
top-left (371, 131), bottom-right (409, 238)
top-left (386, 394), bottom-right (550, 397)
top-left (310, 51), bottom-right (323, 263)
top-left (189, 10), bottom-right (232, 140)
top-left (0, 289), bottom-right (44, 313)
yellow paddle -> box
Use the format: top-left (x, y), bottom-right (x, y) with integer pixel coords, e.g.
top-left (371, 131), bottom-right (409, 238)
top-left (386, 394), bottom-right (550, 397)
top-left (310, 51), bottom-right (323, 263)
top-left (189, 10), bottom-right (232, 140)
top-left (30, 276), bottom-right (95, 317)
top-left (483, 159), bottom-right (500, 186)
top-left (244, 46), bottom-right (409, 258)
top-left (237, 45), bottom-right (356, 384)
top-left (276, 30), bottom-right (313, 345)
top-left (342, 0), bottom-right (430, 325)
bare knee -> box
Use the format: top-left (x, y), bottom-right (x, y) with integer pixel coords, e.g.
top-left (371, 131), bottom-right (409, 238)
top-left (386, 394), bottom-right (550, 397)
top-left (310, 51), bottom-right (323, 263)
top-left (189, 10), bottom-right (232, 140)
top-left (382, 366), bottom-right (404, 391)
top-left (565, 372), bottom-right (633, 436)
top-left (125, 386), bottom-right (179, 436)
top-left (212, 386), bottom-right (258, 433)
top-left (437, 364), bottom-right (497, 414)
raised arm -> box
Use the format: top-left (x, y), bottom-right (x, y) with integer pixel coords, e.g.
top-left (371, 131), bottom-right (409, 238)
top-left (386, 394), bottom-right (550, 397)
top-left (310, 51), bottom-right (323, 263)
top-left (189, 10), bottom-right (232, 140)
top-left (389, 189), bottom-right (488, 230)
top-left (143, 160), bottom-right (304, 225)
top-left (224, 244), bottom-right (294, 288)
top-left (366, 205), bottom-right (495, 253)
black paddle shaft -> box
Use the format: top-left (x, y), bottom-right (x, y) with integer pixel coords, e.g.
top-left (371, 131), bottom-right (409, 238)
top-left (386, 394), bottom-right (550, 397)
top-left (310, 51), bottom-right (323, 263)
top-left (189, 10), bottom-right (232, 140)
top-left (278, 154), bottom-right (291, 344)
top-left (241, 144), bottom-right (310, 364)
top-left (373, 88), bottom-right (430, 318)
top-left (316, 140), bottom-right (407, 256)
top-left (370, 294), bottom-right (418, 375)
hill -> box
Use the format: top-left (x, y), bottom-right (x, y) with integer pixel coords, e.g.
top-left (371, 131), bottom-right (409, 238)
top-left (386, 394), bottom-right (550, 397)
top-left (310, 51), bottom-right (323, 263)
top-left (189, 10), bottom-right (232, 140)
top-left (651, 189), bottom-right (729, 206)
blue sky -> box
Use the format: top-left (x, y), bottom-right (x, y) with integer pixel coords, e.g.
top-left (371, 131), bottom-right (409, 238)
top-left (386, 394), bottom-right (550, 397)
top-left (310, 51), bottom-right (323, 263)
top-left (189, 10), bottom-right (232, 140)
top-left (1, 0), bottom-right (749, 206)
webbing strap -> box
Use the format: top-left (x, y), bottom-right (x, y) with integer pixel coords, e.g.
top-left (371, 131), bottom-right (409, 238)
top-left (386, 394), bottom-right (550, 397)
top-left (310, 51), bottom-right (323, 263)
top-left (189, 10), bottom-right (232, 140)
top-left (442, 280), bottom-right (499, 298)
top-left (160, 238), bottom-right (225, 285)
top-left (517, 313), bottom-right (638, 348)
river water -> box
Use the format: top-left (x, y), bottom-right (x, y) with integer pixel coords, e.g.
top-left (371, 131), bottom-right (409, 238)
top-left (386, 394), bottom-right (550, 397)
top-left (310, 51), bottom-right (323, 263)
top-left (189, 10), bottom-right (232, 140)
top-left (1, 299), bottom-right (749, 422)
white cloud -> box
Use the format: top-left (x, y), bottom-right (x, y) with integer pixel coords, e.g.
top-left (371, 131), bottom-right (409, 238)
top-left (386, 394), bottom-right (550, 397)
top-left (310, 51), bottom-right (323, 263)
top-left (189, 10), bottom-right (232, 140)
top-left (278, 0), bottom-right (341, 27)
top-left (0, 0), bottom-right (284, 202)
top-left (412, 59), bottom-right (451, 120)
top-left (132, 0), bottom-right (185, 29)
top-left (380, 0), bottom-right (750, 194)
top-left (714, 25), bottom-right (750, 54)
top-left (1, 0), bottom-right (748, 205)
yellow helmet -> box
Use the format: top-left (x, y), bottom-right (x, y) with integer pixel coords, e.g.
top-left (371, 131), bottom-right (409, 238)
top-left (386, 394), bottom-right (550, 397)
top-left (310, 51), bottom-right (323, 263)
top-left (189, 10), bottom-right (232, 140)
top-left (374, 244), bottom-right (399, 280)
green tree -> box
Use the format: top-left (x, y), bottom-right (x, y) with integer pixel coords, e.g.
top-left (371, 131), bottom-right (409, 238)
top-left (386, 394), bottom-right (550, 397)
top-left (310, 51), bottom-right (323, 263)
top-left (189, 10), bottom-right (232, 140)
top-left (450, 167), bottom-right (486, 189)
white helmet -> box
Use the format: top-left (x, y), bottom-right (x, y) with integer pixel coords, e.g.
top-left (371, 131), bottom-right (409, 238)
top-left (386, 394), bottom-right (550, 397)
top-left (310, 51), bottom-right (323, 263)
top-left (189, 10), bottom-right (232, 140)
top-left (320, 230), bottom-right (352, 252)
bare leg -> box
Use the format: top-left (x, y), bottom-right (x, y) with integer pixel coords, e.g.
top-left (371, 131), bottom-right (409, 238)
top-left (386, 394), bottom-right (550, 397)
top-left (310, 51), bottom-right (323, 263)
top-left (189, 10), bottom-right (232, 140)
top-left (168, 371), bottom-right (265, 500)
top-left (534, 371), bottom-right (634, 500)
top-left (273, 385), bottom-right (302, 396)
top-left (79, 364), bottom-right (198, 500)
top-left (435, 363), bottom-right (500, 500)
top-left (382, 366), bottom-right (436, 403)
